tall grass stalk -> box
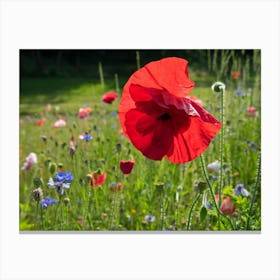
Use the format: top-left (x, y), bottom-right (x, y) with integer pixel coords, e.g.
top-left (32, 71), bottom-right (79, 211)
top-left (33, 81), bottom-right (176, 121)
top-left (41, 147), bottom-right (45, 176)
top-left (246, 152), bottom-right (261, 230)
top-left (98, 62), bottom-right (105, 88)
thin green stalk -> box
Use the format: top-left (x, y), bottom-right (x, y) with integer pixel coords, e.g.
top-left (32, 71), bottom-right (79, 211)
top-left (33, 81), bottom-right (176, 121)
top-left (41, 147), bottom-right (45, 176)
top-left (114, 73), bottom-right (120, 93)
top-left (246, 152), bottom-right (261, 230)
top-left (159, 189), bottom-right (165, 230)
top-left (200, 155), bottom-right (235, 230)
top-left (218, 85), bottom-right (225, 229)
top-left (186, 193), bottom-right (201, 230)
top-left (136, 51), bottom-right (141, 70)
top-left (98, 62), bottom-right (105, 88)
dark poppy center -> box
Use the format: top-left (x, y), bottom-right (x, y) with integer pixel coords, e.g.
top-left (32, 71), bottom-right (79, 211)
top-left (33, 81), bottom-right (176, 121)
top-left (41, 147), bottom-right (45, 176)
top-left (158, 112), bottom-right (171, 121)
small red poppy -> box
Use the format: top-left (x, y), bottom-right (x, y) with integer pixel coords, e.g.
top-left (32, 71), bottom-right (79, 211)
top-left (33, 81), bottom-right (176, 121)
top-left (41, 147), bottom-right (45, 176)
top-left (119, 57), bottom-right (221, 164)
top-left (88, 171), bottom-right (106, 188)
top-left (215, 195), bottom-right (236, 216)
top-left (231, 70), bottom-right (241, 80)
top-left (120, 160), bottom-right (135, 174)
top-left (78, 107), bottom-right (92, 119)
top-left (36, 119), bottom-right (45, 126)
top-left (246, 106), bottom-right (257, 117)
top-left (102, 92), bottom-right (118, 104)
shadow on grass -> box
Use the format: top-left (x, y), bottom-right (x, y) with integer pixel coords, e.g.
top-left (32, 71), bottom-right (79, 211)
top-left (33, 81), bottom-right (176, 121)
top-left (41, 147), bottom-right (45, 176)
top-left (20, 77), bottom-right (117, 115)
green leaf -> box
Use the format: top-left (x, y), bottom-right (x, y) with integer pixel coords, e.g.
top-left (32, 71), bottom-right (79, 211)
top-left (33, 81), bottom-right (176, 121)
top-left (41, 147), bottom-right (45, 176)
top-left (200, 206), bottom-right (207, 222)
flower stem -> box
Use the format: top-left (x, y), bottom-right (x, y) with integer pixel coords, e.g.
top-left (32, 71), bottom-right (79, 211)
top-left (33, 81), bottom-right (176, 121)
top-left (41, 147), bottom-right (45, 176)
top-left (114, 73), bottom-right (120, 93)
top-left (186, 193), bottom-right (201, 230)
top-left (199, 155), bottom-right (235, 230)
top-left (218, 85), bottom-right (225, 229)
top-left (246, 152), bottom-right (261, 230)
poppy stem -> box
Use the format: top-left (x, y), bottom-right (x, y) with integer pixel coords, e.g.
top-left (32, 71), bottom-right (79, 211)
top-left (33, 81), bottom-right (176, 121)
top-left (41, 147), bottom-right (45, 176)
top-left (246, 152), bottom-right (261, 230)
top-left (218, 85), bottom-right (225, 229)
top-left (199, 155), bottom-right (235, 230)
top-left (186, 193), bottom-right (201, 230)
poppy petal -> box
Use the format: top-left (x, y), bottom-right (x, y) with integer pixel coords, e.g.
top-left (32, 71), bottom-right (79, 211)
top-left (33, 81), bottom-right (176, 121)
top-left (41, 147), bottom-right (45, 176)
top-left (125, 109), bottom-right (174, 160)
top-left (166, 116), bottom-right (221, 163)
top-left (131, 57), bottom-right (195, 97)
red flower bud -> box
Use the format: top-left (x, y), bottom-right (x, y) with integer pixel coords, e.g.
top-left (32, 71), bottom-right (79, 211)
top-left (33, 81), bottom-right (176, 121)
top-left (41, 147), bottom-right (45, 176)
top-left (120, 160), bottom-right (135, 175)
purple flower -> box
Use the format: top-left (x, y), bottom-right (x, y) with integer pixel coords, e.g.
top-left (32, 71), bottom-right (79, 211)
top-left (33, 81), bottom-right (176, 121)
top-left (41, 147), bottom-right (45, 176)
top-left (41, 196), bottom-right (57, 208)
top-left (54, 171), bottom-right (74, 183)
top-left (234, 183), bottom-right (250, 197)
top-left (205, 201), bottom-right (212, 209)
top-left (234, 89), bottom-right (243, 95)
top-left (79, 133), bottom-right (93, 142)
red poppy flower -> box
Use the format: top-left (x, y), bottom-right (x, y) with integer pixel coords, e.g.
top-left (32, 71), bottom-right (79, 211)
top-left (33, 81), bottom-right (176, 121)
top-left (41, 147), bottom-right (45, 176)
top-left (36, 119), bottom-right (45, 126)
top-left (102, 92), bottom-right (118, 104)
top-left (88, 171), bottom-right (106, 188)
top-left (78, 107), bottom-right (92, 119)
top-left (231, 70), bottom-right (241, 80)
top-left (215, 195), bottom-right (236, 216)
top-left (119, 57), bottom-right (221, 164)
top-left (120, 160), bottom-right (135, 174)
top-left (246, 106), bottom-right (257, 117)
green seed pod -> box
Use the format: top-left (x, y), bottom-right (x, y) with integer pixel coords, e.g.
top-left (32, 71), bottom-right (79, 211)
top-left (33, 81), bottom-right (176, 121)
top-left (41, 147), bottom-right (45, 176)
top-left (63, 197), bottom-right (70, 205)
top-left (48, 162), bottom-right (57, 175)
top-left (33, 177), bottom-right (43, 188)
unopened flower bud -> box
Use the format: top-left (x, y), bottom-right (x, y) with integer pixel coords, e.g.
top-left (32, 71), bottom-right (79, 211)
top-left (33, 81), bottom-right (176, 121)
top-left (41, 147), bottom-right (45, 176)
top-left (211, 81), bottom-right (226, 93)
top-left (63, 197), bottom-right (70, 205)
top-left (33, 177), bottom-right (43, 188)
top-left (48, 162), bottom-right (57, 175)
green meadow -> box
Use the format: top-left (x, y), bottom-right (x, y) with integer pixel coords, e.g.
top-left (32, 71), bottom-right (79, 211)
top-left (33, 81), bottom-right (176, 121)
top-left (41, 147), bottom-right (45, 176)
top-left (19, 50), bottom-right (261, 231)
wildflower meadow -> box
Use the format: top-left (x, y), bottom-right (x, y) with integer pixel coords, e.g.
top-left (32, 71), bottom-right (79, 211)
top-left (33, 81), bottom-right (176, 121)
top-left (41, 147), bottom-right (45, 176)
top-left (20, 50), bottom-right (261, 231)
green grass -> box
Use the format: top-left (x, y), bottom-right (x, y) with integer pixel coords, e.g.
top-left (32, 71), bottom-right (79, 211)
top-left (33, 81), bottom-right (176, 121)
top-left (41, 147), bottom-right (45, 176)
top-left (19, 74), bottom-right (261, 231)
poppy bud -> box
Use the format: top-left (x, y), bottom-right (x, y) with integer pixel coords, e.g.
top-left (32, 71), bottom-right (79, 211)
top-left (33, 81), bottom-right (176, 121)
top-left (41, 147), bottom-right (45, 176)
top-left (155, 182), bottom-right (164, 191)
top-left (211, 81), bottom-right (226, 93)
top-left (120, 160), bottom-right (135, 174)
top-left (48, 162), bottom-right (57, 175)
top-left (101, 213), bottom-right (108, 220)
top-left (63, 197), bottom-right (70, 205)
top-left (44, 158), bottom-right (52, 167)
top-left (33, 177), bottom-right (43, 188)
top-left (116, 143), bottom-right (122, 153)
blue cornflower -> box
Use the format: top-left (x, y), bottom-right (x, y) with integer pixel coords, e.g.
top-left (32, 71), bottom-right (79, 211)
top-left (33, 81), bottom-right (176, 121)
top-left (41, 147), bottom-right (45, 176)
top-left (234, 89), bottom-right (243, 95)
top-left (144, 215), bottom-right (156, 223)
top-left (111, 111), bottom-right (118, 117)
top-left (48, 171), bottom-right (73, 195)
top-left (205, 201), bottom-right (212, 209)
top-left (54, 171), bottom-right (74, 183)
top-left (79, 133), bottom-right (93, 142)
top-left (234, 183), bottom-right (250, 197)
top-left (41, 196), bottom-right (57, 209)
